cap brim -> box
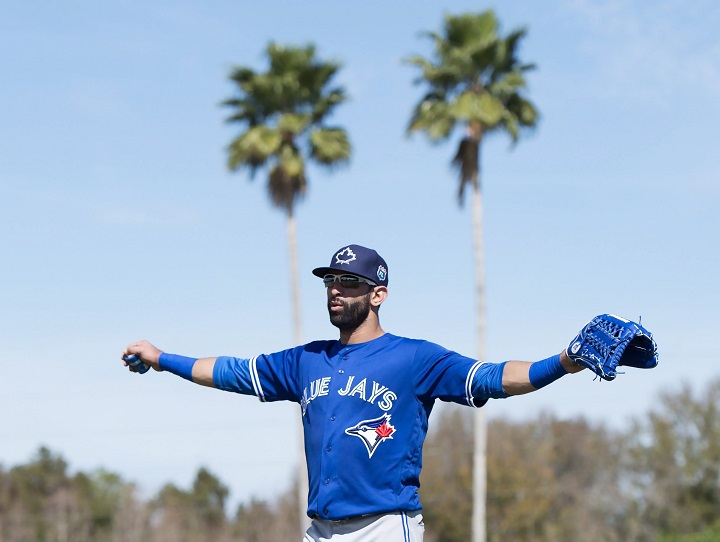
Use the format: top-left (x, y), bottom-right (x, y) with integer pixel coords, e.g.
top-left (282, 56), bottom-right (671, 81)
top-left (312, 267), bottom-right (335, 278)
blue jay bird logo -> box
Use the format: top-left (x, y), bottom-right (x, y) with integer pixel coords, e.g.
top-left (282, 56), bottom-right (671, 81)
top-left (345, 413), bottom-right (396, 458)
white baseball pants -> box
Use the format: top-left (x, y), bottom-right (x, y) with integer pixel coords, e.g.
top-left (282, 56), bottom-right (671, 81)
top-left (303, 511), bottom-right (424, 541)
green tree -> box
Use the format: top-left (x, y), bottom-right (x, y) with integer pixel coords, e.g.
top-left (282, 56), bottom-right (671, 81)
top-left (74, 469), bottom-right (141, 541)
top-left (190, 467), bottom-right (229, 535)
top-left (625, 378), bottom-right (720, 540)
top-left (233, 488), bottom-right (299, 542)
top-left (0, 448), bottom-right (148, 542)
top-left (234, 498), bottom-right (275, 542)
top-left (6, 446), bottom-right (73, 541)
top-left (421, 409), bottom-right (625, 542)
top-left (223, 41), bottom-right (350, 345)
top-left (487, 415), bottom-right (625, 542)
top-left (421, 407), bottom-right (474, 542)
top-left (223, 46), bottom-right (351, 533)
top-left (406, 11), bottom-right (539, 542)
top-left (660, 519), bottom-right (720, 542)
top-left (151, 467), bottom-right (229, 542)
top-left (153, 482), bottom-right (195, 542)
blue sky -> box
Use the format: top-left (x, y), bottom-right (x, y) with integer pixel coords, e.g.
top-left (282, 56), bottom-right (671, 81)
top-left (1, 0), bottom-right (718, 507)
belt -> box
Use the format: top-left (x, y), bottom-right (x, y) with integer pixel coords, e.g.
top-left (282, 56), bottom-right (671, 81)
top-left (311, 512), bottom-right (382, 524)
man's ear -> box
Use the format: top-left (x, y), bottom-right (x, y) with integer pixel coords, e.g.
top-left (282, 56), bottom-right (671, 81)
top-left (371, 286), bottom-right (388, 307)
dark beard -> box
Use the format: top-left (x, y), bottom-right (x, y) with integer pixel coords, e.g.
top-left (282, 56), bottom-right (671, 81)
top-left (328, 293), bottom-right (372, 331)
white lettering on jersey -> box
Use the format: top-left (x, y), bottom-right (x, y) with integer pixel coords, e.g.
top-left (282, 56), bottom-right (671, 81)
top-left (301, 376), bottom-right (332, 416)
top-left (337, 375), bottom-right (355, 396)
top-left (337, 375), bottom-right (397, 410)
top-left (368, 382), bottom-right (388, 403)
top-left (377, 391), bottom-right (397, 411)
top-left (348, 378), bottom-right (367, 400)
top-left (312, 377), bottom-right (331, 398)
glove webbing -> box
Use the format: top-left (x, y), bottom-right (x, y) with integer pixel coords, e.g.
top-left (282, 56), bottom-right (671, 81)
top-left (584, 324), bottom-right (618, 359)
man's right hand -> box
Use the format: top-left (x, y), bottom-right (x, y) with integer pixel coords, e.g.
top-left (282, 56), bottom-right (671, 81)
top-left (122, 340), bottom-right (163, 372)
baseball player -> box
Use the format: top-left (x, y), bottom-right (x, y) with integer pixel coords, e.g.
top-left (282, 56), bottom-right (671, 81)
top-left (122, 244), bottom-right (586, 541)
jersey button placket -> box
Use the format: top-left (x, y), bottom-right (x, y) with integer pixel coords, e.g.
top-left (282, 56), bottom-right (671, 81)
top-left (319, 349), bottom-right (345, 520)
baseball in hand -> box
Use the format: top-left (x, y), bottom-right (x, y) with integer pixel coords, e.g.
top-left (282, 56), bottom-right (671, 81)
top-left (124, 354), bottom-right (151, 374)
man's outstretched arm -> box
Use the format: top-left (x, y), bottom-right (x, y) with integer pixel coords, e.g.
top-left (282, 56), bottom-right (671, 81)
top-left (501, 350), bottom-right (583, 396)
top-left (122, 340), bottom-right (217, 387)
top-left (123, 341), bottom-right (297, 402)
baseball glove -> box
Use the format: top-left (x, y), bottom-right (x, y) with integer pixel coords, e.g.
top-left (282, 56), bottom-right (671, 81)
top-left (566, 314), bottom-right (658, 381)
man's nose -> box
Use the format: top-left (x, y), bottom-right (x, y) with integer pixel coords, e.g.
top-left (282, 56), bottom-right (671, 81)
top-left (329, 280), bottom-right (342, 293)
top-left (326, 278), bottom-right (344, 294)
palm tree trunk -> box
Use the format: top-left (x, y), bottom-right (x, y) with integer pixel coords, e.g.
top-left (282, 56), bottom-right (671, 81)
top-left (470, 181), bottom-right (487, 542)
top-left (286, 212), bottom-right (311, 534)
top-left (287, 211), bottom-right (303, 345)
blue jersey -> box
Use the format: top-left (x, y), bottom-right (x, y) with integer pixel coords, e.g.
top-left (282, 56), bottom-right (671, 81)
top-left (213, 333), bottom-right (507, 520)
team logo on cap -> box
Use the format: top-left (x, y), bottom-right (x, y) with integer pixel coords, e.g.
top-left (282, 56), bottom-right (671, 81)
top-left (345, 413), bottom-right (396, 458)
top-left (377, 265), bottom-right (387, 282)
top-left (335, 247), bottom-right (356, 265)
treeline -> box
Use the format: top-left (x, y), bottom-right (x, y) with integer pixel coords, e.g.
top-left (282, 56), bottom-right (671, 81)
top-left (419, 378), bottom-right (720, 542)
top-left (0, 447), bottom-right (300, 542)
top-left (2, 378), bottom-right (719, 542)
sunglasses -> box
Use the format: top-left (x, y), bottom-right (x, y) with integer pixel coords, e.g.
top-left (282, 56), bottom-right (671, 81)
top-left (322, 274), bottom-right (377, 289)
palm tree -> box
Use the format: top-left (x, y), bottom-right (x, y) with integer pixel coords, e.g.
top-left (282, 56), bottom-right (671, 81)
top-left (405, 11), bottom-right (539, 542)
top-left (222, 42), bottom-right (351, 534)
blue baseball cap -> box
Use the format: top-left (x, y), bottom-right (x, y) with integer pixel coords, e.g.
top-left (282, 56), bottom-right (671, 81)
top-left (312, 244), bottom-right (389, 287)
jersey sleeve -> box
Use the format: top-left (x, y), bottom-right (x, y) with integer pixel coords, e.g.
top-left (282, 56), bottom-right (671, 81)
top-left (213, 356), bottom-right (254, 395)
top-left (212, 347), bottom-right (303, 403)
top-left (412, 341), bottom-right (508, 407)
